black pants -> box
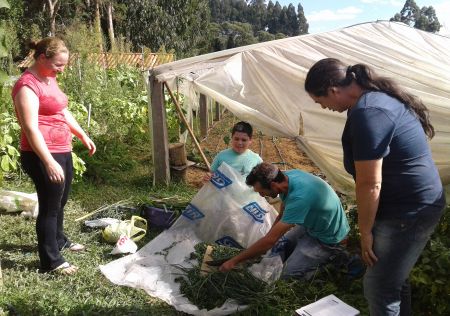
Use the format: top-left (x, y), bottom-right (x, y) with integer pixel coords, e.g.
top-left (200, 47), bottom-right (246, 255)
top-left (21, 151), bottom-right (73, 271)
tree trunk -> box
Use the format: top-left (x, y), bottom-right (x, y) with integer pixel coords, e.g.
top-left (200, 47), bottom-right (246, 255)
top-left (46, 0), bottom-right (59, 36)
top-left (107, 1), bottom-right (115, 51)
top-left (94, 0), bottom-right (104, 53)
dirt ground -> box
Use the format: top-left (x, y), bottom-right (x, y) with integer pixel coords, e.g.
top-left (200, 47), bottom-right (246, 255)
top-left (185, 111), bottom-right (320, 188)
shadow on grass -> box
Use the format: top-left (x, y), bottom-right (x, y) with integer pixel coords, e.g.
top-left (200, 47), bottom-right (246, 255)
top-left (0, 258), bottom-right (40, 270)
top-left (2, 301), bottom-right (185, 316)
top-left (0, 243), bottom-right (36, 253)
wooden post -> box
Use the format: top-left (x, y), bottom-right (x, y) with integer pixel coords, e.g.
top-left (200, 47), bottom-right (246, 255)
top-left (149, 75), bottom-right (170, 185)
top-left (169, 143), bottom-right (188, 182)
top-left (209, 99), bottom-right (213, 126)
top-left (214, 101), bottom-right (221, 121)
top-left (169, 143), bottom-right (187, 167)
top-left (164, 82), bottom-right (211, 170)
top-left (199, 94), bottom-right (208, 138)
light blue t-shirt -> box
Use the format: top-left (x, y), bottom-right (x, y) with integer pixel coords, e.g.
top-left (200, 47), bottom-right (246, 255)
top-left (280, 170), bottom-right (349, 244)
top-left (210, 148), bottom-right (262, 177)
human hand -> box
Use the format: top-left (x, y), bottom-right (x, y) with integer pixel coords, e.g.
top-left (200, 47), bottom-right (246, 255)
top-left (44, 159), bottom-right (65, 183)
top-left (82, 135), bottom-right (96, 156)
top-left (219, 259), bottom-right (237, 272)
top-left (203, 172), bottom-right (213, 182)
top-left (360, 233), bottom-right (378, 267)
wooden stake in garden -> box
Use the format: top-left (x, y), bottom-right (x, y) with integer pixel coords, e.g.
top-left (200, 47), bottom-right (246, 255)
top-left (0, 260), bottom-right (3, 287)
top-left (163, 82), bottom-right (211, 171)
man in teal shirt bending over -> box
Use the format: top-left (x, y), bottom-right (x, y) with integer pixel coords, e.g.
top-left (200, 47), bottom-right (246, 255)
top-left (220, 162), bottom-right (350, 279)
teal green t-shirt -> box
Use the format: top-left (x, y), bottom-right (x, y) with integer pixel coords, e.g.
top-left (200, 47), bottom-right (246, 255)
top-left (210, 148), bottom-right (262, 177)
top-left (280, 170), bottom-right (349, 244)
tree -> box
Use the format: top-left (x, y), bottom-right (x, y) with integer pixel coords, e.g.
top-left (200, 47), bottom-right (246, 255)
top-left (94, 0), bottom-right (103, 52)
top-left (106, 0), bottom-right (115, 51)
top-left (297, 3), bottom-right (308, 34)
top-left (399, 0), bottom-right (419, 26)
top-left (222, 21), bottom-right (257, 49)
top-left (390, 0), bottom-right (440, 33)
top-left (415, 6), bottom-right (440, 33)
top-left (247, 0), bottom-right (266, 32)
top-left (267, 1), bottom-right (282, 34)
top-left (0, 0), bottom-right (11, 83)
top-left (256, 30), bottom-right (275, 42)
top-left (125, 0), bottom-right (211, 57)
top-left (286, 4), bottom-right (298, 36)
top-left (45, 0), bottom-right (60, 36)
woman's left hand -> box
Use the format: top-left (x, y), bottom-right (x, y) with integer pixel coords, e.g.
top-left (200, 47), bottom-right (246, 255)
top-left (82, 135), bottom-right (96, 156)
top-left (361, 232), bottom-right (378, 267)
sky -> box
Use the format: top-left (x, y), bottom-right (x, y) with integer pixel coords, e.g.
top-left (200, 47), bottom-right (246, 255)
top-left (277, 0), bottom-right (450, 35)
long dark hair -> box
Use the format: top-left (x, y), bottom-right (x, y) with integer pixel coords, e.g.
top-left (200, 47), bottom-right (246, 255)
top-left (305, 58), bottom-right (435, 139)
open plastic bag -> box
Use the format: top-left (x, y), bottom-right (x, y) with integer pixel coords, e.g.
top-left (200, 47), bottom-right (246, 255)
top-left (102, 216), bottom-right (147, 243)
top-left (110, 235), bottom-right (138, 255)
top-left (100, 163), bottom-right (283, 315)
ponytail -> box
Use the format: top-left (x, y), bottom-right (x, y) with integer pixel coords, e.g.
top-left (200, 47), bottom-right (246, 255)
top-left (305, 58), bottom-right (435, 139)
top-left (349, 64), bottom-right (435, 138)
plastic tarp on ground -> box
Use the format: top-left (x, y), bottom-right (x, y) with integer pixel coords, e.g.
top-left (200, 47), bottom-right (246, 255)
top-left (152, 21), bottom-right (450, 195)
top-left (100, 163), bottom-right (282, 315)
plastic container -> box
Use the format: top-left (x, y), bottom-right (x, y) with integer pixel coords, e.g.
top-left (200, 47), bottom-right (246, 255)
top-left (140, 205), bottom-right (177, 229)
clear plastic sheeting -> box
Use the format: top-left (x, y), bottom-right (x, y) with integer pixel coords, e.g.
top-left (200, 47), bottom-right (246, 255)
top-left (100, 163), bottom-right (282, 315)
top-left (151, 21), bottom-right (450, 194)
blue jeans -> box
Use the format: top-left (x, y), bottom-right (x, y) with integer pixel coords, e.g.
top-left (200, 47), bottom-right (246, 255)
top-left (279, 225), bottom-right (346, 279)
top-left (364, 206), bottom-right (444, 316)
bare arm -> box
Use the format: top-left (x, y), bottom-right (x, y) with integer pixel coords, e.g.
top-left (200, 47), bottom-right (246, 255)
top-left (274, 203), bottom-right (284, 225)
top-left (354, 159), bottom-right (383, 266)
top-left (63, 108), bottom-right (96, 156)
top-left (219, 220), bottom-right (294, 272)
top-left (14, 87), bottom-right (65, 183)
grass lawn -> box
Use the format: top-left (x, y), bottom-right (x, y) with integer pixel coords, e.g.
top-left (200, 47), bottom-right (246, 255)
top-left (0, 155), bottom-right (197, 315)
top-left (0, 165), bottom-right (369, 316)
top-left (1, 145), bottom-right (447, 315)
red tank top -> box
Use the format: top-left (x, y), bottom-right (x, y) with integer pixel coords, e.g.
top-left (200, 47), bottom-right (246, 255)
top-left (11, 71), bottom-right (72, 153)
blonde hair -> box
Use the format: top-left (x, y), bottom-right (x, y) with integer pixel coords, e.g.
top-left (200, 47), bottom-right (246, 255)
top-left (29, 37), bottom-right (68, 60)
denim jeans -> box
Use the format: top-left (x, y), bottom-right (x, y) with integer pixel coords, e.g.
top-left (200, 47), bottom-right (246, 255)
top-left (279, 225), bottom-right (346, 279)
top-left (363, 205), bottom-right (444, 316)
top-left (21, 151), bottom-right (73, 271)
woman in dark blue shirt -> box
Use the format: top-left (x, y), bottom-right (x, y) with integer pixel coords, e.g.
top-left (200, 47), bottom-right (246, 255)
top-left (304, 58), bottom-right (445, 316)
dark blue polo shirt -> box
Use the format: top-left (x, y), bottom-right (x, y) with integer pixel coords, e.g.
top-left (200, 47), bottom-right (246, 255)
top-left (342, 92), bottom-right (444, 219)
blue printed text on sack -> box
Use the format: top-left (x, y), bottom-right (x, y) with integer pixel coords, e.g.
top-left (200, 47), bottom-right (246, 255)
top-left (215, 236), bottom-right (243, 249)
top-left (242, 202), bottom-right (267, 223)
top-left (210, 170), bottom-right (232, 189)
top-left (182, 204), bottom-right (205, 221)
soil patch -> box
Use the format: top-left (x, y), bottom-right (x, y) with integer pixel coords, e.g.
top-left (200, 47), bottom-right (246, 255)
top-left (186, 111), bottom-right (320, 188)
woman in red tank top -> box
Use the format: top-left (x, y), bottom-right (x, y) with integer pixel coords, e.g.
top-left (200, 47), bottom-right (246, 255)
top-left (12, 37), bottom-right (96, 275)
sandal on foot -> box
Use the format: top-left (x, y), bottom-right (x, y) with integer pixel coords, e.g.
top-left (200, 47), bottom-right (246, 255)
top-left (67, 243), bottom-right (85, 252)
top-left (51, 262), bottom-right (78, 275)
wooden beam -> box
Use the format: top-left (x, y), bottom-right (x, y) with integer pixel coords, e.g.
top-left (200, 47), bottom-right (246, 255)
top-left (214, 101), bottom-right (221, 121)
top-left (149, 75), bottom-right (170, 185)
top-left (199, 94), bottom-right (208, 137)
top-left (164, 83), bottom-right (211, 171)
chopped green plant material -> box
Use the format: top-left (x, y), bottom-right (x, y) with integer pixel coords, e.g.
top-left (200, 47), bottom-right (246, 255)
top-left (175, 242), bottom-right (370, 314)
top-left (174, 265), bottom-right (268, 311)
top-left (79, 199), bottom-right (138, 221)
top-left (175, 243), bottom-right (276, 311)
top-left (146, 195), bottom-right (190, 211)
